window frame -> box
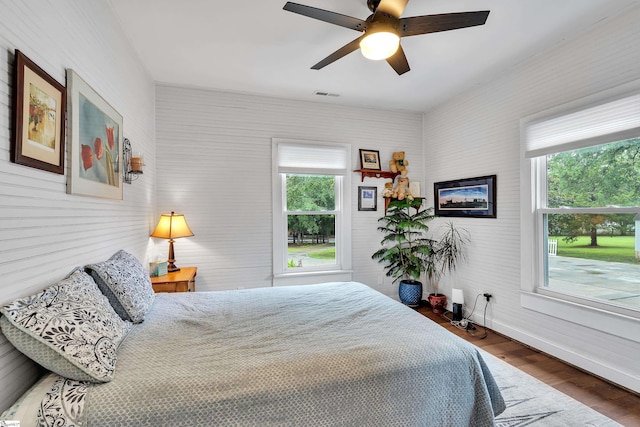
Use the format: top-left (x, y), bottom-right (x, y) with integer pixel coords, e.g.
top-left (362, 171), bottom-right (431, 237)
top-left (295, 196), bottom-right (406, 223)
top-left (520, 80), bottom-right (640, 341)
top-left (272, 139), bottom-right (352, 285)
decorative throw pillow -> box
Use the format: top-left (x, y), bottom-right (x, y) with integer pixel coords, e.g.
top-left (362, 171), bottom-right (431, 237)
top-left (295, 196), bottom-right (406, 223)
top-left (85, 250), bottom-right (155, 323)
top-left (0, 269), bottom-right (132, 383)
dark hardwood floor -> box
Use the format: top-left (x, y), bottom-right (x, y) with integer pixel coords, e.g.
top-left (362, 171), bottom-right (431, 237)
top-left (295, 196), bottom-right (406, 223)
top-left (417, 306), bottom-right (640, 426)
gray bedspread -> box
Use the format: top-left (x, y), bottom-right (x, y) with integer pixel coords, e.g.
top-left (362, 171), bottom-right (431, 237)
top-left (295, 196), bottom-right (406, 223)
top-left (43, 282), bottom-right (505, 426)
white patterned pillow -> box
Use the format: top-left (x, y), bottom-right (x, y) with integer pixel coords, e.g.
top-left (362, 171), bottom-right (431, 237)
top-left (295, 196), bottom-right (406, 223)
top-left (0, 269), bottom-right (132, 383)
top-left (85, 250), bottom-right (155, 323)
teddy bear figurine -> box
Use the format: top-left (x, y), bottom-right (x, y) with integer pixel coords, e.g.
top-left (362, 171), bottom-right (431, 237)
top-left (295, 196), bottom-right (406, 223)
top-left (389, 151), bottom-right (409, 176)
top-left (393, 176), bottom-right (414, 201)
top-left (381, 181), bottom-right (394, 198)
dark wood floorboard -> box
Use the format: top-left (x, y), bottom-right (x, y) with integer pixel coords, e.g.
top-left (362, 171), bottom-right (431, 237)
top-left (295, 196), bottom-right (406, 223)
top-left (417, 306), bottom-right (640, 426)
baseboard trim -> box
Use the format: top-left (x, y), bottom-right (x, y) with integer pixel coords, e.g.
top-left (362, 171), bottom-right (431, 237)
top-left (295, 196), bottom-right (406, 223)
top-left (471, 316), bottom-right (640, 395)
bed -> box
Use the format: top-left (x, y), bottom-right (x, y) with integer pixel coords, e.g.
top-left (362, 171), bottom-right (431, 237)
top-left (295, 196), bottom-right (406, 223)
top-left (1, 251), bottom-right (505, 426)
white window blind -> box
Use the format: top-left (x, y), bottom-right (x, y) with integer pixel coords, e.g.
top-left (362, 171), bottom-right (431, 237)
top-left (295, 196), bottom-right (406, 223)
top-left (524, 91), bottom-right (640, 158)
top-left (277, 142), bottom-right (349, 175)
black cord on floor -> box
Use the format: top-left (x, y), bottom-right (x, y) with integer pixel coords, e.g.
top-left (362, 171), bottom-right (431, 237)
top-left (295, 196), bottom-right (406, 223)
top-left (441, 293), bottom-right (488, 339)
top-left (467, 300), bottom-right (488, 339)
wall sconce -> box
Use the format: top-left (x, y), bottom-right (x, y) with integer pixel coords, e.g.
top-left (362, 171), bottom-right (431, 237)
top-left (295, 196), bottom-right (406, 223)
top-left (123, 138), bottom-right (144, 184)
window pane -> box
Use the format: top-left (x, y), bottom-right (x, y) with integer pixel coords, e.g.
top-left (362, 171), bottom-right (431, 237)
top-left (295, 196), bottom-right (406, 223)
top-left (286, 174), bottom-right (335, 211)
top-left (547, 138), bottom-right (640, 208)
top-left (287, 214), bottom-right (336, 268)
top-left (545, 213), bottom-right (640, 310)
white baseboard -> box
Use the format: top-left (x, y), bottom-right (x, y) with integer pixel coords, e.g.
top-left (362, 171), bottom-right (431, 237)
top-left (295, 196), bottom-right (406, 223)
top-left (471, 316), bottom-right (640, 394)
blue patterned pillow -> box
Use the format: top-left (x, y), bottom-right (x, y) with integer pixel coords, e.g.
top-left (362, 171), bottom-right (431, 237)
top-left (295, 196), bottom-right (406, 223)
top-left (0, 269), bottom-right (132, 383)
top-left (85, 250), bottom-right (155, 323)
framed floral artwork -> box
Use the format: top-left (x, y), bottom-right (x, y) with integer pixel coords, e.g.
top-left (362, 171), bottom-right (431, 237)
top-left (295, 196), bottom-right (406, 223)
top-left (67, 69), bottom-right (123, 199)
top-left (11, 50), bottom-right (66, 174)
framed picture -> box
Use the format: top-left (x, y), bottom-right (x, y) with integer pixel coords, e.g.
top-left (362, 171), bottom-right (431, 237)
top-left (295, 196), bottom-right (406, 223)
top-left (359, 149), bottom-right (381, 171)
top-left (434, 175), bottom-right (496, 218)
top-left (67, 69), bottom-right (123, 200)
top-left (11, 50), bottom-right (66, 174)
top-left (358, 186), bottom-right (377, 211)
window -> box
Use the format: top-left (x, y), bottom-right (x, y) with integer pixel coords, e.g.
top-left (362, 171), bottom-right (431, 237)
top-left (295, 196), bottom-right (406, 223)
top-left (286, 174), bottom-right (337, 268)
top-left (540, 139), bottom-right (640, 311)
top-left (272, 139), bottom-right (352, 283)
top-left (521, 82), bottom-right (640, 327)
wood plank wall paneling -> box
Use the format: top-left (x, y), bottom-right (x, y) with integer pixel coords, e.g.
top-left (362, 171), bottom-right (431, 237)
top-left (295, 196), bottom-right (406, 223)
top-left (155, 85), bottom-right (423, 296)
top-left (0, 0), bottom-right (156, 411)
top-left (422, 4), bottom-right (640, 393)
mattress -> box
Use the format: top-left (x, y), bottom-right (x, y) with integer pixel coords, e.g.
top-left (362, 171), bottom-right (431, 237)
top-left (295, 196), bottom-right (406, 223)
top-left (4, 282), bottom-right (505, 426)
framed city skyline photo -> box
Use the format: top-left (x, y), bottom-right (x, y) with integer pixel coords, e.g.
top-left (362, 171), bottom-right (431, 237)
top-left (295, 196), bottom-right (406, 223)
top-left (359, 149), bottom-right (381, 171)
top-left (434, 175), bottom-right (496, 218)
top-left (11, 50), bottom-right (66, 174)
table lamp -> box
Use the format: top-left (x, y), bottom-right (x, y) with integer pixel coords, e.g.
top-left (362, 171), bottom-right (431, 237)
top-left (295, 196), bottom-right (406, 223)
top-left (151, 211), bottom-right (194, 272)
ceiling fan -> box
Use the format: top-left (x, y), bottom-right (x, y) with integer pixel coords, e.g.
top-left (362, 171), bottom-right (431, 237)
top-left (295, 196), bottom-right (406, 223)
top-left (283, 0), bottom-right (490, 75)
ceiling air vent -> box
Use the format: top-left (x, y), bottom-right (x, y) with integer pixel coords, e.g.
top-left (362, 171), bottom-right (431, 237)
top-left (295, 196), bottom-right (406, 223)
top-left (314, 90), bottom-right (340, 97)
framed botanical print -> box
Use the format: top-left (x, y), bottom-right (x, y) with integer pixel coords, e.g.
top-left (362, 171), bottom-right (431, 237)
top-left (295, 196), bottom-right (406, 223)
top-left (67, 69), bottom-right (123, 200)
top-left (11, 50), bottom-right (66, 174)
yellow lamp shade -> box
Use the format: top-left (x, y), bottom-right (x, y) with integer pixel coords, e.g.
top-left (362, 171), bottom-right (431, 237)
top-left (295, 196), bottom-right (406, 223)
top-left (151, 212), bottom-right (194, 239)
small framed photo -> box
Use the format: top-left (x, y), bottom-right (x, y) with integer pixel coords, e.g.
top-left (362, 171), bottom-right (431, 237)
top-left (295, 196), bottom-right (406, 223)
top-left (11, 50), bottom-right (66, 174)
top-left (358, 186), bottom-right (377, 211)
top-left (359, 149), bottom-right (381, 171)
top-left (434, 175), bottom-right (496, 218)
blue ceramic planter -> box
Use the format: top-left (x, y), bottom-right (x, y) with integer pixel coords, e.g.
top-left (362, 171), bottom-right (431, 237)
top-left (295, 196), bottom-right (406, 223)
top-left (398, 279), bottom-right (422, 307)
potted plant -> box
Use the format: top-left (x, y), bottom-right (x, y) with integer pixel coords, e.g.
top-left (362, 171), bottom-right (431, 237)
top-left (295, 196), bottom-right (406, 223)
top-left (372, 197), bottom-right (469, 310)
top-left (372, 197), bottom-right (437, 307)
top-left (424, 221), bottom-right (470, 313)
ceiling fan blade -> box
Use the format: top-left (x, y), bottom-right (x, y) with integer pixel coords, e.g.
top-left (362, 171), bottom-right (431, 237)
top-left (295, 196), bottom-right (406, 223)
top-left (399, 11), bottom-right (490, 37)
top-left (386, 45), bottom-right (410, 75)
top-left (374, 0), bottom-right (409, 19)
top-left (283, 2), bottom-right (366, 32)
top-left (311, 36), bottom-right (364, 70)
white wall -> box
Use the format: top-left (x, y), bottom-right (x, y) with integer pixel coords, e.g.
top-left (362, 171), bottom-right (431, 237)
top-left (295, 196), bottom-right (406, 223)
top-left (155, 85), bottom-right (423, 296)
top-left (0, 0), bottom-right (156, 410)
top-left (422, 5), bottom-right (640, 392)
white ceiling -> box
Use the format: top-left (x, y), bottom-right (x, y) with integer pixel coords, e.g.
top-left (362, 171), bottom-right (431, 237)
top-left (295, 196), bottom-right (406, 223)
top-left (107, 0), bottom-right (637, 112)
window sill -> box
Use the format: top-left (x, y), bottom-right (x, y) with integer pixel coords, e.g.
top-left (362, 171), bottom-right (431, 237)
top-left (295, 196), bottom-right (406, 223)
top-left (521, 290), bottom-right (639, 343)
top-left (274, 269), bottom-right (353, 279)
top-left (273, 269), bottom-right (353, 286)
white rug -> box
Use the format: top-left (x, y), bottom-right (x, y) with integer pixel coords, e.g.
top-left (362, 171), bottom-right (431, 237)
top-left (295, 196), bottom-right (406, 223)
top-left (480, 350), bottom-right (622, 427)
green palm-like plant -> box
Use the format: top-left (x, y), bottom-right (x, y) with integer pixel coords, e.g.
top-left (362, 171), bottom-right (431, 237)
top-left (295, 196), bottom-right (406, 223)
top-left (372, 198), bottom-right (469, 296)
top-left (372, 198), bottom-right (437, 283)
top-left (423, 221), bottom-right (470, 296)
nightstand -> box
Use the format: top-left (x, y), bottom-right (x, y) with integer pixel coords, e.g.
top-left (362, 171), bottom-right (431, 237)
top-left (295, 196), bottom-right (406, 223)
top-left (151, 267), bottom-right (197, 293)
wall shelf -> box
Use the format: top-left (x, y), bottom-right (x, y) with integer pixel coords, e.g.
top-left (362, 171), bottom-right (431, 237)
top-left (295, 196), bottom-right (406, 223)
top-left (353, 169), bottom-right (400, 182)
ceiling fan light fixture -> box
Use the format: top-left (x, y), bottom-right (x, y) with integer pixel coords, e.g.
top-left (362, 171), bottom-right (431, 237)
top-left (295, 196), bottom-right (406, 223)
top-left (360, 31), bottom-right (400, 60)
top-left (283, 1), bottom-right (490, 75)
